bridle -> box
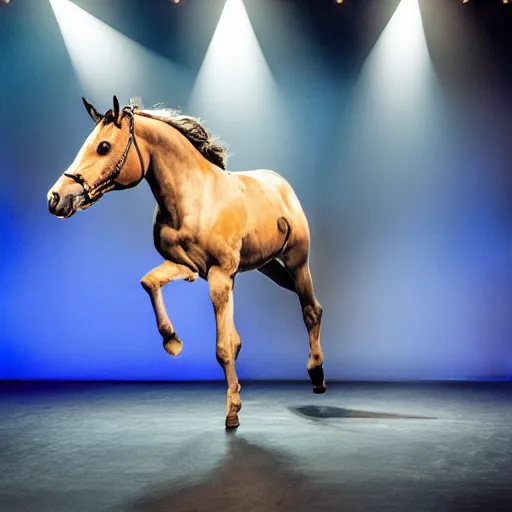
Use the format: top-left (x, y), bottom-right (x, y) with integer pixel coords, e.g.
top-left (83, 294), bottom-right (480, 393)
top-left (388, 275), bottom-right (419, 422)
top-left (64, 106), bottom-right (145, 206)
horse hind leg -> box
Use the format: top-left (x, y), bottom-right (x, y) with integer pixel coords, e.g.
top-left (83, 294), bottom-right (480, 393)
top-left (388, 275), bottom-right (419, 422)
top-left (303, 294), bottom-right (326, 394)
top-left (283, 247), bottom-right (326, 394)
top-left (257, 258), bottom-right (296, 292)
top-left (232, 325), bottom-right (242, 360)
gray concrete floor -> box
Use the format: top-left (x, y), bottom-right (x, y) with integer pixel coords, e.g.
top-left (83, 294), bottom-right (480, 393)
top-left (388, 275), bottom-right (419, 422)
top-left (1, 381), bottom-right (511, 512)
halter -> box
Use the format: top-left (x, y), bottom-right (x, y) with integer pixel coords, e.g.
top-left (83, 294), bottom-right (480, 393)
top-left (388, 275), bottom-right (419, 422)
top-left (64, 107), bottom-right (145, 205)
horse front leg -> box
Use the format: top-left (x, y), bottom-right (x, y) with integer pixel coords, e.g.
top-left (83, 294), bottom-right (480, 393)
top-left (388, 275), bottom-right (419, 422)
top-left (141, 260), bottom-right (198, 356)
top-left (208, 266), bottom-right (242, 429)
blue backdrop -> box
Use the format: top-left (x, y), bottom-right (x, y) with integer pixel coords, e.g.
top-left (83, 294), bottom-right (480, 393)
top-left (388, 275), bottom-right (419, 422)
top-left (1, 0), bottom-right (511, 380)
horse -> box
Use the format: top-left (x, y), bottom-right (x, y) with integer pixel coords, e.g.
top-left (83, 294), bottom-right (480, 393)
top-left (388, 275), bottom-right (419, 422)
top-left (47, 95), bottom-right (326, 429)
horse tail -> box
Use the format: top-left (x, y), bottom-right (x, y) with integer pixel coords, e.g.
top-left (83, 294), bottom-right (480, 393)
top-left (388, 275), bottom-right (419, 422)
top-left (277, 216), bottom-right (292, 255)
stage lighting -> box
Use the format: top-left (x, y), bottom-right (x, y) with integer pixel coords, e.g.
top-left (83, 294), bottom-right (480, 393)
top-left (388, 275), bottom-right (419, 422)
top-left (188, 0), bottom-right (285, 169)
top-left (354, 0), bottom-right (434, 111)
top-left (49, 0), bottom-right (191, 100)
top-left (0, 0), bottom-right (11, 5)
top-left (189, 0), bottom-right (280, 118)
top-left (334, 0), bottom-right (344, 4)
top-left (171, 0), bottom-right (180, 4)
top-left (461, 0), bottom-right (469, 4)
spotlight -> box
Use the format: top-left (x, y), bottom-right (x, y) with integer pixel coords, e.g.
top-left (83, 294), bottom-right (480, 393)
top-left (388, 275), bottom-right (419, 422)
top-left (461, 0), bottom-right (469, 3)
top-left (503, 0), bottom-right (509, 4)
top-left (0, 0), bottom-right (11, 4)
top-left (334, 0), bottom-right (344, 4)
top-left (171, 0), bottom-right (180, 3)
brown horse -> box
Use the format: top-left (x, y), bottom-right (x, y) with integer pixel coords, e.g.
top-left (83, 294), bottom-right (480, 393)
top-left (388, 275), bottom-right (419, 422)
top-left (48, 96), bottom-right (325, 429)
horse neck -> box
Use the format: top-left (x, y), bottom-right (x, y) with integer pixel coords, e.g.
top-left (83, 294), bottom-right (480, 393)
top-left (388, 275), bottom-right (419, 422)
top-left (140, 118), bottom-right (215, 228)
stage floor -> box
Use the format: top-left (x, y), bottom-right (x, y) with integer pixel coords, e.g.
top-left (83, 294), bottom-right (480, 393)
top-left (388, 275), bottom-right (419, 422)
top-left (1, 381), bottom-right (511, 512)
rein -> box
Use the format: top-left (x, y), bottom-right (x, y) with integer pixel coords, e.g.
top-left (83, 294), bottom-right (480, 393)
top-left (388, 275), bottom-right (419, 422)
top-left (64, 107), bottom-right (145, 205)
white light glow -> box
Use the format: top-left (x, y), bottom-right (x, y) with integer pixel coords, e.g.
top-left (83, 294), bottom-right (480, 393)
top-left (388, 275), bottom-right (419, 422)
top-left (358, 0), bottom-right (433, 110)
top-left (49, 0), bottom-right (189, 103)
top-left (188, 0), bottom-right (281, 127)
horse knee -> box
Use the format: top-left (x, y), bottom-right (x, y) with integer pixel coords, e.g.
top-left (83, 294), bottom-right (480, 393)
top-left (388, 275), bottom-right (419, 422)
top-left (140, 275), bottom-right (157, 294)
top-left (216, 344), bottom-right (231, 367)
top-left (303, 302), bottom-right (322, 330)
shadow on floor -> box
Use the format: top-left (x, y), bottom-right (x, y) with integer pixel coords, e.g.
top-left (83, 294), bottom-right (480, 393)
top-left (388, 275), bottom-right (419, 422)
top-left (127, 435), bottom-right (328, 512)
top-left (289, 405), bottom-right (437, 420)
top-left (125, 432), bottom-right (511, 512)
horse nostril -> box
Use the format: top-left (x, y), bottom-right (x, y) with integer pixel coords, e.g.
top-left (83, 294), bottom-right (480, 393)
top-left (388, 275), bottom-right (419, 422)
top-left (49, 191), bottom-right (60, 212)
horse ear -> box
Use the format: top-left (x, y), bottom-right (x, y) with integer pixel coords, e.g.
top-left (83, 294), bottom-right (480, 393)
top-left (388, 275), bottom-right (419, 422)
top-left (82, 97), bottom-right (103, 124)
top-left (112, 95), bottom-right (120, 126)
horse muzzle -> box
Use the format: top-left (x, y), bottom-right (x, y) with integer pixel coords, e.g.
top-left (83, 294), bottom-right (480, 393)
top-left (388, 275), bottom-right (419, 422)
top-left (48, 190), bottom-right (74, 218)
top-left (48, 172), bottom-right (92, 218)
top-left (47, 189), bottom-right (78, 219)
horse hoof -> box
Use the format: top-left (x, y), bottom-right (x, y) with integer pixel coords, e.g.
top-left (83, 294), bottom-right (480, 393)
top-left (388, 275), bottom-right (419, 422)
top-left (308, 364), bottom-right (326, 393)
top-left (225, 415), bottom-right (240, 430)
top-left (163, 333), bottom-right (183, 357)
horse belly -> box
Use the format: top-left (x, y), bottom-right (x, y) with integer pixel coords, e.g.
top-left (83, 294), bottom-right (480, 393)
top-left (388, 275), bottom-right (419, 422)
top-left (239, 217), bottom-right (286, 271)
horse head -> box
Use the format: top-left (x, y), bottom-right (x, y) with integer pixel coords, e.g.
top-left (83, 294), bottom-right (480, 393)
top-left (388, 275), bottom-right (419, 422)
top-left (47, 95), bottom-right (147, 218)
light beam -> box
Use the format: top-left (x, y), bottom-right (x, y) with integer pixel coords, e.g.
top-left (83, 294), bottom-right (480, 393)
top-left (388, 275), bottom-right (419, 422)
top-left (357, 0), bottom-right (435, 110)
top-left (188, 0), bottom-right (283, 143)
top-left (49, 0), bottom-right (190, 103)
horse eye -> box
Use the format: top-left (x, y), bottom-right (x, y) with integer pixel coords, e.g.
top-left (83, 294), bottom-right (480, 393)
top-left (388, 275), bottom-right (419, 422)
top-left (97, 141), bottom-right (111, 156)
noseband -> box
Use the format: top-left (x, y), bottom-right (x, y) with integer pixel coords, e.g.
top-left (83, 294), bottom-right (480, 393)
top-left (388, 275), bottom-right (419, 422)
top-left (64, 107), bottom-right (145, 205)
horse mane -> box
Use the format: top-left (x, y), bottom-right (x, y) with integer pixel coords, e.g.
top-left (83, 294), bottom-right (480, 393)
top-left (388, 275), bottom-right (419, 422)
top-left (134, 107), bottom-right (228, 170)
